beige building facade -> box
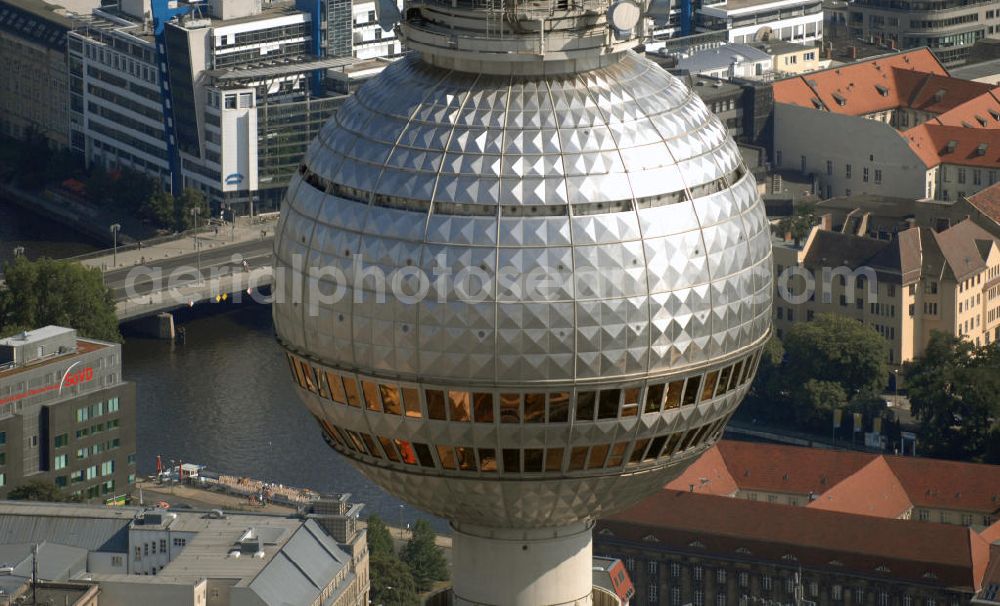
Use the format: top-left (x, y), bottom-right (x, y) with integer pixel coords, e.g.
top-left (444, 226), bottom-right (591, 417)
top-left (773, 218), bottom-right (1000, 368)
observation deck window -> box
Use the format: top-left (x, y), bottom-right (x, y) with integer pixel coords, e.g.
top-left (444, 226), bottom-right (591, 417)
top-left (548, 392), bottom-right (570, 422)
top-left (473, 392), bottom-right (495, 422)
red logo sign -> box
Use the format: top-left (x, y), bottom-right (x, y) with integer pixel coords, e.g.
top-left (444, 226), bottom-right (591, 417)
top-left (0, 367), bottom-right (95, 406)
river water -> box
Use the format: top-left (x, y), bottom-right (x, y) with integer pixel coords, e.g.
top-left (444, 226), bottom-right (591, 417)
top-left (121, 302), bottom-right (431, 527)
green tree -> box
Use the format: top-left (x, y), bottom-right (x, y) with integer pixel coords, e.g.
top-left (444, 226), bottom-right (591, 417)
top-left (114, 169), bottom-right (157, 214)
top-left (366, 514), bottom-right (420, 604)
top-left (904, 332), bottom-right (1000, 461)
top-left (797, 379), bottom-right (849, 427)
top-left (175, 188), bottom-right (207, 231)
top-left (370, 553), bottom-right (419, 606)
top-left (399, 520), bottom-right (449, 592)
top-left (0, 257), bottom-right (120, 342)
top-left (367, 514), bottom-right (395, 559)
top-left (772, 202), bottom-right (817, 246)
top-left (7, 479), bottom-right (79, 502)
top-left (784, 314), bottom-right (888, 399)
top-left (141, 186), bottom-right (175, 228)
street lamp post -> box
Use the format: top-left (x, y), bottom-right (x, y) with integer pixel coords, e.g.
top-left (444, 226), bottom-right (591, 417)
top-left (110, 223), bottom-right (121, 268)
top-left (190, 207), bottom-right (202, 275)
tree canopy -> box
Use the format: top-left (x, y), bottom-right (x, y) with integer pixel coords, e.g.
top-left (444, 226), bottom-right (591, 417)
top-left (0, 257), bottom-right (120, 342)
top-left (367, 514), bottom-right (395, 559)
top-left (370, 553), bottom-right (420, 606)
top-left (783, 314), bottom-right (888, 399)
top-left (771, 202), bottom-right (818, 246)
top-left (738, 316), bottom-right (889, 433)
top-left (366, 514), bottom-right (420, 605)
top-left (8, 479), bottom-right (80, 502)
top-left (904, 332), bottom-right (1000, 462)
top-left (399, 520), bottom-right (449, 592)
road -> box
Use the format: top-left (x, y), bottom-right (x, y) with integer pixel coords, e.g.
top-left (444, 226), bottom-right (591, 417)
top-left (105, 239), bottom-right (274, 300)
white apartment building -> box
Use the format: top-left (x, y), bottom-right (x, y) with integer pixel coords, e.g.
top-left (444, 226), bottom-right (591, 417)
top-left (68, 0), bottom-right (396, 214)
top-left (696, 0), bottom-right (824, 44)
top-left (69, 11), bottom-right (171, 186)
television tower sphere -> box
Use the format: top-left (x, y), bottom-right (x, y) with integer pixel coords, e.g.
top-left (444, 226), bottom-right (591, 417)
top-left (273, 0), bottom-right (772, 602)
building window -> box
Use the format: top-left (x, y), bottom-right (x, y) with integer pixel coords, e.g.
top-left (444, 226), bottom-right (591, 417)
top-left (856, 588), bottom-right (865, 605)
top-left (762, 575), bottom-right (772, 591)
top-left (695, 590), bottom-right (705, 606)
top-left (671, 562), bottom-right (681, 578)
top-left (739, 572), bottom-right (749, 588)
top-left (961, 514), bottom-right (973, 526)
top-left (846, 164), bottom-right (852, 178)
top-left (833, 585), bottom-right (843, 601)
top-left (717, 569), bottom-right (726, 584)
top-left (826, 160), bottom-right (833, 176)
top-left (717, 594), bottom-right (727, 606)
top-left (54, 434), bottom-right (69, 448)
top-left (649, 584), bottom-right (659, 604)
top-left (877, 592), bottom-right (889, 606)
top-left (874, 169), bottom-right (882, 184)
top-left (626, 557), bottom-right (635, 571)
top-left (108, 397), bottom-right (119, 413)
top-left (54, 454), bottom-right (68, 470)
top-left (694, 566), bottom-right (703, 581)
top-left (672, 588), bottom-right (682, 605)
top-left (649, 560), bottom-right (659, 575)
top-left (863, 167), bottom-right (870, 182)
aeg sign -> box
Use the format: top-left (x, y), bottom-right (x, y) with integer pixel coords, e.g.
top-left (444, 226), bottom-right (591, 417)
top-left (0, 366), bottom-right (95, 407)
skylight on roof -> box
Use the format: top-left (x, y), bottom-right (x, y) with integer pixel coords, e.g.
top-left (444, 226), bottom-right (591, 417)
top-left (832, 92), bottom-right (846, 106)
top-left (875, 84), bottom-right (889, 96)
top-left (976, 143), bottom-right (989, 156)
top-left (976, 115), bottom-right (988, 127)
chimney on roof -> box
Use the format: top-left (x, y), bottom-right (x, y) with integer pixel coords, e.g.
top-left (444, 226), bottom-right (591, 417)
top-left (821, 213), bottom-right (833, 231)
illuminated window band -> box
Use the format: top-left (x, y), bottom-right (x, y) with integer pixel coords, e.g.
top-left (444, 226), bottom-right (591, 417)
top-left (286, 349), bottom-right (760, 422)
top-left (286, 348), bottom-right (760, 474)
top-left (312, 411), bottom-right (732, 474)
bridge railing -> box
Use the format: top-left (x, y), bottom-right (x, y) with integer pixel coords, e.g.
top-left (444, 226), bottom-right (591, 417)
top-left (61, 226), bottom-right (219, 264)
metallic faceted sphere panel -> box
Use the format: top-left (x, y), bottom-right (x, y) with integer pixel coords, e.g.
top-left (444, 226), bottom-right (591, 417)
top-left (274, 51), bottom-right (773, 386)
top-left (274, 48), bottom-right (773, 528)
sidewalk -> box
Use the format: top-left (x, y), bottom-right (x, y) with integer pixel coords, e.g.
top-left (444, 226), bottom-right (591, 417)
top-left (80, 218), bottom-right (277, 272)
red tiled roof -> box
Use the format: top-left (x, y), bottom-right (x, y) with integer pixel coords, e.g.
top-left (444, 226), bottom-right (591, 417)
top-left (967, 182), bottom-right (1000, 224)
top-left (899, 72), bottom-right (996, 115)
top-left (904, 123), bottom-right (1000, 169)
top-left (773, 49), bottom-right (949, 115)
top-left (807, 457), bottom-right (913, 519)
top-left (666, 444), bottom-right (738, 496)
top-left (679, 441), bottom-right (1000, 516)
top-left (926, 89), bottom-right (1000, 129)
top-left (982, 520), bottom-right (1000, 545)
top-left (600, 490), bottom-right (990, 590)
top-left (715, 441), bottom-right (872, 496)
top-left (885, 455), bottom-right (1000, 515)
